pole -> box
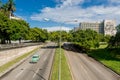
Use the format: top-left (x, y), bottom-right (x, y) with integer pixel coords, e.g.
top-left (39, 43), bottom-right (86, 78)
top-left (58, 20), bottom-right (78, 80)
top-left (58, 23), bottom-right (62, 80)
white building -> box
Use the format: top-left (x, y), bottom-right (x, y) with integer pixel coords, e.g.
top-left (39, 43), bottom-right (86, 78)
top-left (74, 20), bottom-right (117, 36)
top-left (10, 16), bottom-right (22, 20)
top-left (104, 20), bottom-right (117, 36)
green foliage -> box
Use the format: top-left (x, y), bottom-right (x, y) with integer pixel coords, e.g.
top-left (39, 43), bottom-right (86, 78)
top-left (0, 0), bottom-right (16, 17)
top-left (98, 34), bottom-right (111, 42)
top-left (7, 0), bottom-right (16, 12)
top-left (0, 0), bottom-right (2, 8)
top-left (0, 12), bottom-right (10, 43)
top-left (10, 19), bottom-right (30, 40)
top-left (116, 24), bottom-right (120, 32)
top-left (88, 49), bottom-right (120, 74)
top-left (108, 32), bottom-right (120, 48)
top-left (29, 27), bottom-right (48, 42)
top-left (108, 24), bottom-right (120, 48)
top-left (0, 12), bottom-right (30, 43)
top-left (71, 29), bottom-right (100, 49)
top-left (49, 31), bottom-right (60, 42)
top-left (49, 30), bottom-right (73, 43)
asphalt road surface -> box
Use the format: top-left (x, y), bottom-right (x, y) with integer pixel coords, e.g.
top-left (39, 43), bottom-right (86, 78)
top-left (0, 42), bottom-right (56, 80)
top-left (65, 50), bottom-right (120, 80)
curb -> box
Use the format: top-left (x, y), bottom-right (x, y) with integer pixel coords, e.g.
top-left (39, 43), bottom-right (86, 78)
top-left (64, 50), bottom-right (75, 80)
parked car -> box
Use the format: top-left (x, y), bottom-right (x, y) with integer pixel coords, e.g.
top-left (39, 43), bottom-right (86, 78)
top-left (30, 54), bottom-right (40, 63)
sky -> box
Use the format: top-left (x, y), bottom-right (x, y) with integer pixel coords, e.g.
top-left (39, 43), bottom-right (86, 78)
top-left (2, 0), bottom-right (120, 31)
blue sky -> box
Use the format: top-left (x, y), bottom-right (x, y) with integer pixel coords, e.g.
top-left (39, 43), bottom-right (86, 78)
top-left (2, 0), bottom-right (120, 31)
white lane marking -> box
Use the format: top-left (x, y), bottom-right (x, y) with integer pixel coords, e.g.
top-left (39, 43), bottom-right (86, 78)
top-left (15, 69), bottom-right (24, 78)
top-left (32, 68), bottom-right (39, 79)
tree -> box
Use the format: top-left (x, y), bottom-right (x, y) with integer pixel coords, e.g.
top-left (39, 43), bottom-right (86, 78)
top-left (0, 0), bottom-right (2, 9)
top-left (0, 12), bottom-right (10, 44)
top-left (108, 32), bottom-right (120, 48)
top-left (108, 24), bottom-right (120, 48)
top-left (7, 0), bottom-right (16, 19)
top-left (70, 29), bottom-right (100, 50)
top-left (0, 12), bottom-right (30, 44)
top-left (0, 0), bottom-right (16, 18)
top-left (29, 27), bottom-right (48, 42)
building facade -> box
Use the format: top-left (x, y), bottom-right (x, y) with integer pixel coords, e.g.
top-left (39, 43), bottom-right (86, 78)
top-left (74, 20), bottom-right (116, 36)
top-left (104, 20), bottom-right (116, 36)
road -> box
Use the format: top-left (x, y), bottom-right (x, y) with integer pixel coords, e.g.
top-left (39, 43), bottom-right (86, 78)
top-left (65, 50), bottom-right (120, 80)
top-left (0, 42), bottom-right (56, 80)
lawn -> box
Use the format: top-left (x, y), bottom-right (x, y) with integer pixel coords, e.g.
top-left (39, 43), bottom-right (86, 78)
top-left (88, 48), bottom-right (120, 74)
top-left (51, 48), bottom-right (72, 80)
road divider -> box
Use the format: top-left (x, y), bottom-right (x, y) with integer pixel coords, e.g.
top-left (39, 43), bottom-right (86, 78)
top-left (50, 48), bottom-right (72, 80)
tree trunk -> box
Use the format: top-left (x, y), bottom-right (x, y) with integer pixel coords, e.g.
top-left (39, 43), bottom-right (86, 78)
top-left (1, 38), bottom-right (6, 44)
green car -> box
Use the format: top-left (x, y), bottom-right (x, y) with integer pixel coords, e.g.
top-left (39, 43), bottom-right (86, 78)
top-left (30, 54), bottom-right (40, 63)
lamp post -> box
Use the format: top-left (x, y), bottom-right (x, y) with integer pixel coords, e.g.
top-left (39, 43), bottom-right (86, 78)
top-left (59, 20), bottom-right (78, 80)
top-left (43, 18), bottom-right (78, 80)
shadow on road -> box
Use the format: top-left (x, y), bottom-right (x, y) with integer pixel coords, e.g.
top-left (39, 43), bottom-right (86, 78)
top-left (41, 46), bottom-right (58, 49)
top-left (62, 43), bottom-right (84, 53)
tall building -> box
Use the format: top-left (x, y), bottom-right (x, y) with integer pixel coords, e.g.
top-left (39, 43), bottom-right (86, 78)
top-left (74, 20), bottom-right (116, 36)
top-left (104, 20), bottom-right (116, 36)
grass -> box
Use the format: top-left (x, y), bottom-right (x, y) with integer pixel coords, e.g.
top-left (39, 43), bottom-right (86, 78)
top-left (99, 44), bottom-right (108, 49)
top-left (88, 48), bottom-right (120, 74)
top-left (51, 48), bottom-right (72, 80)
top-left (0, 46), bottom-right (40, 73)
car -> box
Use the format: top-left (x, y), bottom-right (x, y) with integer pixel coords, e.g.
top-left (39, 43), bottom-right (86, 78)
top-left (30, 54), bottom-right (40, 63)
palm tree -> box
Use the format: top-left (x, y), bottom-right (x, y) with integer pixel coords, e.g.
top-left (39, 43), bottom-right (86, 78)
top-left (7, 0), bottom-right (16, 19)
top-left (0, 0), bottom-right (2, 9)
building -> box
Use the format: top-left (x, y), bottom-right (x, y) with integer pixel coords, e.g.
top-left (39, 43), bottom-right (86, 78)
top-left (74, 20), bottom-right (116, 36)
top-left (10, 16), bottom-right (22, 20)
top-left (104, 20), bottom-right (116, 36)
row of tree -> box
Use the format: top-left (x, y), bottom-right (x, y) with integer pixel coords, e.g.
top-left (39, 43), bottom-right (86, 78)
top-left (0, 12), bottom-right (48, 44)
top-left (1, 0), bottom-right (120, 50)
top-left (0, 0), bottom-right (49, 44)
top-left (48, 29), bottom-right (111, 50)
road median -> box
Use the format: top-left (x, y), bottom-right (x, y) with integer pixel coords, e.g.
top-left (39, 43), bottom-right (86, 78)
top-left (50, 48), bottom-right (72, 80)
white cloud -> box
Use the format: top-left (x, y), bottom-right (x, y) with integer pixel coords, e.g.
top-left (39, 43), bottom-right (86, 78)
top-left (110, 0), bottom-right (120, 4)
top-left (60, 0), bottom-right (84, 8)
top-left (30, 0), bottom-right (120, 26)
top-left (43, 26), bottom-right (71, 32)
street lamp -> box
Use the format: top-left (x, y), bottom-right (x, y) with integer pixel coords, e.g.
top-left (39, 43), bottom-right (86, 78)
top-left (59, 20), bottom-right (78, 80)
top-left (44, 18), bottom-right (50, 21)
top-left (44, 18), bottom-right (78, 80)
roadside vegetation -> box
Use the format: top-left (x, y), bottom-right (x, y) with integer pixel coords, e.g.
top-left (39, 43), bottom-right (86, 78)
top-left (1, 0), bottom-right (120, 76)
top-left (88, 45), bottom-right (120, 74)
top-left (0, 0), bottom-right (48, 44)
top-left (67, 25), bottom-right (120, 74)
top-left (48, 28), bottom-right (120, 74)
top-left (51, 48), bottom-right (72, 80)
top-left (0, 47), bottom-right (40, 73)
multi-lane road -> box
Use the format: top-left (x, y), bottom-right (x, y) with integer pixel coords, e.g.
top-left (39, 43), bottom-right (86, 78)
top-left (0, 43), bottom-right (56, 80)
top-left (0, 42), bottom-right (120, 80)
top-left (65, 50), bottom-right (120, 80)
